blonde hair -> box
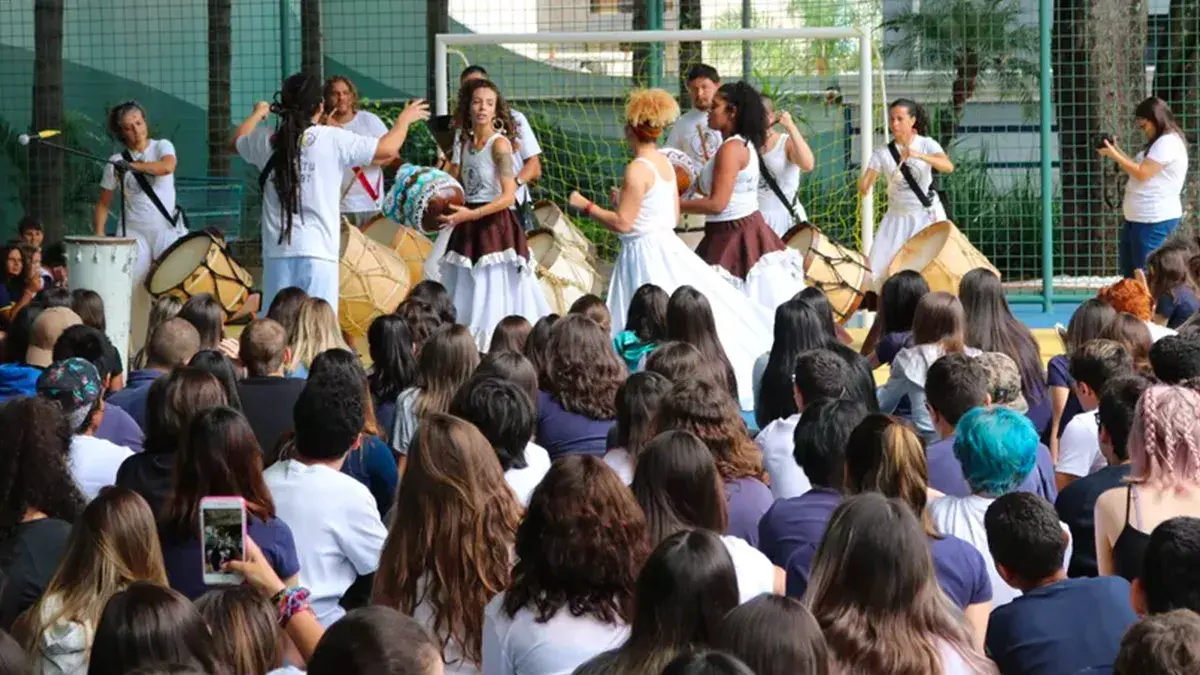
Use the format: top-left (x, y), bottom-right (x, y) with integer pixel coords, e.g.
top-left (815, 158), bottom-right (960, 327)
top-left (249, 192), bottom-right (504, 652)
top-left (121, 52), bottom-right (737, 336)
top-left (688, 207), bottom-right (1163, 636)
top-left (1129, 385), bottom-right (1200, 491)
top-left (288, 297), bottom-right (349, 371)
top-left (625, 89), bottom-right (680, 138)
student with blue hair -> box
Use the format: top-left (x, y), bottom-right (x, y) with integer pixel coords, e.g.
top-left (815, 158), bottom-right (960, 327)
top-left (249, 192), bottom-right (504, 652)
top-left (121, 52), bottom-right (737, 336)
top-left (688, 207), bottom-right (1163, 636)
top-left (929, 407), bottom-right (1074, 608)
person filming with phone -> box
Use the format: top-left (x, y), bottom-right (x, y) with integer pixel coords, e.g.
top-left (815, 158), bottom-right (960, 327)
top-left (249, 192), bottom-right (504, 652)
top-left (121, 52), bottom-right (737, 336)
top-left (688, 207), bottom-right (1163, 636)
top-left (1098, 97), bottom-right (1190, 278)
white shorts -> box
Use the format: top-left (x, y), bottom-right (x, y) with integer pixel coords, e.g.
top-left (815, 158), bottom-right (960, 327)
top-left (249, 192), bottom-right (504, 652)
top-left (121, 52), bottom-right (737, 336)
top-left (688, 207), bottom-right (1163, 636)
top-left (262, 256), bottom-right (340, 317)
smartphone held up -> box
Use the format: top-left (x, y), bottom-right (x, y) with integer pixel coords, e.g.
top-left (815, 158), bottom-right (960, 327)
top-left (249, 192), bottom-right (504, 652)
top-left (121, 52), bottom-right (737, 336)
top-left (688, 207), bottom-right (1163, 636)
top-left (200, 496), bottom-right (247, 586)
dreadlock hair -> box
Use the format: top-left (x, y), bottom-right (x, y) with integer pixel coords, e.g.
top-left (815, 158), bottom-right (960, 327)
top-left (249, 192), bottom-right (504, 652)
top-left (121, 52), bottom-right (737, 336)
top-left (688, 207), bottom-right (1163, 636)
top-left (270, 73), bottom-right (325, 246)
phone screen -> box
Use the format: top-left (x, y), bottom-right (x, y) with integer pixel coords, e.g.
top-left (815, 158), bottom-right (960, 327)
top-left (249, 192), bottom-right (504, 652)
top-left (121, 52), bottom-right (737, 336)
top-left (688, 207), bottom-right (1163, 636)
top-left (201, 502), bottom-right (245, 584)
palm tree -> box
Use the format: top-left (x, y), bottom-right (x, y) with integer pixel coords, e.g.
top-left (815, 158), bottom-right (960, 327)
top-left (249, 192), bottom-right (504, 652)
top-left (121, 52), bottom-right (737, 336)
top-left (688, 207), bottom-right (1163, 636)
top-left (208, 0), bottom-right (232, 179)
top-left (301, 0), bottom-right (322, 79)
top-left (1155, 0), bottom-right (1199, 226)
top-left (881, 0), bottom-right (1037, 145)
top-left (31, 0), bottom-right (64, 242)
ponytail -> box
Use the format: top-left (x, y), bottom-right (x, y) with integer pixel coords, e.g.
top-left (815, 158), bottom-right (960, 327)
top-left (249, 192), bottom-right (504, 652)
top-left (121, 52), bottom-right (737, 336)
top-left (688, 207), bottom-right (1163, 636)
top-left (890, 98), bottom-right (930, 138)
top-left (271, 73), bottom-right (324, 245)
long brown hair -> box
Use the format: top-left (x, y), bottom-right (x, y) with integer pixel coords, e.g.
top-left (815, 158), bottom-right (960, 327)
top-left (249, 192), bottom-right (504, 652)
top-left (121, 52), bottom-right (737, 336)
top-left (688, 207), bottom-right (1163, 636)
top-left (1134, 96), bottom-right (1185, 148)
top-left (16, 487), bottom-right (167, 658)
top-left (195, 587), bottom-right (281, 675)
top-left (546, 314), bottom-right (626, 419)
top-left (656, 379), bottom-right (765, 483)
top-left (454, 79), bottom-right (518, 146)
top-left (844, 415), bottom-right (938, 537)
top-left (1103, 313), bottom-right (1154, 376)
top-left (415, 325), bottom-right (480, 417)
top-left (1146, 240), bottom-right (1197, 302)
top-left (911, 291), bottom-right (966, 352)
top-left (372, 414), bottom-right (520, 666)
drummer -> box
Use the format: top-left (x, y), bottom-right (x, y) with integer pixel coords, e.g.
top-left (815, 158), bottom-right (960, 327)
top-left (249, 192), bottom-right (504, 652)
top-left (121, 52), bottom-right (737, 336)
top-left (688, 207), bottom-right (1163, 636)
top-left (757, 96), bottom-right (815, 238)
top-left (323, 75), bottom-right (391, 226)
top-left (233, 73), bottom-right (429, 314)
top-left (666, 64), bottom-right (724, 168)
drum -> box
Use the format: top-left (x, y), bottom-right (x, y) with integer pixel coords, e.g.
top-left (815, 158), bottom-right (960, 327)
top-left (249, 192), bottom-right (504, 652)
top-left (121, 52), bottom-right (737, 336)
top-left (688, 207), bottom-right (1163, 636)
top-left (527, 228), bottom-right (604, 315)
top-left (886, 220), bottom-right (999, 295)
top-left (360, 216), bottom-right (435, 284)
top-left (146, 232), bottom-right (255, 317)
top-left (380, 164), bottom-right (464, 235)
top-left (784, 223), bottom-right (873, 324)
top-left (65, 237), bottom-right (138, 373)
top-left (661, 147), bottom-right (702, 197)
top-left (339, 220), bottom-right (411, 337)
top-left (533, 201), bottom-right (594, 260)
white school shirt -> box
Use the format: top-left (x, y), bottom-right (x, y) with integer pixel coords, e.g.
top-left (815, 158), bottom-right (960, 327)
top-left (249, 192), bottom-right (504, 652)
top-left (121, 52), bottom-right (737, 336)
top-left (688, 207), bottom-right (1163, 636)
top-left (338, 110), bottom-right (389, 214)
top-left (666, 108), bottom-right (722, 167)
top-left (1056, 411), bottom-right (1105, 478)
top-left (236, 125), bottom-right (378, 262)
top-left (482, 593), bottom-right (630, 675)
top-left (721, 535), bottom-right (777, 603)
top-left (866, 135), bottom-right (946, 215)
top-left (505, 441), bottom-right (551, 507)
top-left (99, 139), bottom-right (180, 234)
top-left (1124, 132), bottom-right (1189, 223)
top-left (263, 459), bottom-right (388, 627)
top-left (755, 413), bottom-right (812, 500)
top-left (69, 434), bottom-right (134, 502)
top-left (452, 109), bottom-right (541, 205)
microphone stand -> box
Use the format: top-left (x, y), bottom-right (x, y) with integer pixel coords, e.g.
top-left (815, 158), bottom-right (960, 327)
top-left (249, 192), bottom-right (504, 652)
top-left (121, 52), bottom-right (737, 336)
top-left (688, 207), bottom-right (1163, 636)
top-left (24, 136), bottom-right (143, 237)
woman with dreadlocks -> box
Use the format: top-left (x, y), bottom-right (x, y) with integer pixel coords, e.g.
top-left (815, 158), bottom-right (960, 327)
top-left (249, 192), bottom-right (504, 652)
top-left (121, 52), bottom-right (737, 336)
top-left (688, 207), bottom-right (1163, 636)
top-left (436, 78), bottom-right (550, 348)
top-left (233, 72), bottom-right (429, 313)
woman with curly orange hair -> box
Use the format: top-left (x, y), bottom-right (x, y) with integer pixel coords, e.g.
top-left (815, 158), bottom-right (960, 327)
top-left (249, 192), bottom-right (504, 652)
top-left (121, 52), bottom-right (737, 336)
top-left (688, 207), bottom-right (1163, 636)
top-left (1097, 272), bottom-right (1177, 342)
top-left (656, 378), bottom-right (772, 546)
top-left (483, 455), bottom-right (649, 675)
top-left (568, 88), bottom-right (772, 411)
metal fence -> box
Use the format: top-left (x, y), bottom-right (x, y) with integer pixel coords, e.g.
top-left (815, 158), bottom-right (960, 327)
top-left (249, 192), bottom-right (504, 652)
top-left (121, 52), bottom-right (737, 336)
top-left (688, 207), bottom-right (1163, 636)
top-left (0, 0), bottom-right (1196, 308)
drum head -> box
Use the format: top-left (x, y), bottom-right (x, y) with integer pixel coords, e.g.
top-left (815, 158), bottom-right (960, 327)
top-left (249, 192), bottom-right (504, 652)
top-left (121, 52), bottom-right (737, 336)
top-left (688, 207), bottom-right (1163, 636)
top-left (889, 221), bottom-right (953, 277)
top-left (527, 229), bottom-right (559, 267)
top-left (147, 233), bottom-right (215, 295)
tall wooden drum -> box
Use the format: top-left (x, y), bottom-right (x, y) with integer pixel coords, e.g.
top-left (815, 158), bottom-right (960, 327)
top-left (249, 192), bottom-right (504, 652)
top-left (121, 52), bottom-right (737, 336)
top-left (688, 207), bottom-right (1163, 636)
top-left (65, 237), bottom-right (138, 372)
top-left (886, 221), bottom-right (999, 295)
top-left (784, 224), bottom-right (872, 324)
top-left (339, 221), bottom-right (411, 337)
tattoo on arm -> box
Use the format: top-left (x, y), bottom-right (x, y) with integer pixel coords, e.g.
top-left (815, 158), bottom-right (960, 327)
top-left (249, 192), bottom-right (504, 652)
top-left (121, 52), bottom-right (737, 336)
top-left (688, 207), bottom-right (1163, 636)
top-left (495, 146), bottom-right (515, 181)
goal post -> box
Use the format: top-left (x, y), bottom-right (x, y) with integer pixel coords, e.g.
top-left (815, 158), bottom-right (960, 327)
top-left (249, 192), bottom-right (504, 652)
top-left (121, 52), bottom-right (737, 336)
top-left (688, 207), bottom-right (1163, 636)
top-left (434, 27), bottom-right (877, 259)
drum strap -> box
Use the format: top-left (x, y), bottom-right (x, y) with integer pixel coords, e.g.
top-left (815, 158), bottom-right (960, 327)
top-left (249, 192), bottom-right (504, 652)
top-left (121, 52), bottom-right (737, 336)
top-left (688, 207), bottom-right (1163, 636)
top-left (121, 150), bottom-right (188, 230)
top-left (351, 167), bottom-right (380, 202)
top-left (887, 142), bottom-right (935, 209)
top-left (757, 152), bottom-right (807, 226)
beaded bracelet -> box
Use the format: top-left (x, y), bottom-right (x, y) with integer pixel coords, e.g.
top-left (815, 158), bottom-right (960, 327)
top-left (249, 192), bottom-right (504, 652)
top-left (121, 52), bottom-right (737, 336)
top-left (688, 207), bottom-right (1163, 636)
top-left (271, 586), bottom-right (312, 627)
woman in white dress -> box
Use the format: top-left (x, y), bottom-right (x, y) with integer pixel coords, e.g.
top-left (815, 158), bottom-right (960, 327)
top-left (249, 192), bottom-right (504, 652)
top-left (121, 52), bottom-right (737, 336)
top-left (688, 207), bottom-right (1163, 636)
top-left (859, 99), bottom-right (955, 285)
top-left (437, 79), bottom-right (550, 348)
top-left (681, 81), bottom-right (807, 311)
top-left (568, 88), bottom-right (772, 410)
top-left (757, 97), bottom-right (815, 238)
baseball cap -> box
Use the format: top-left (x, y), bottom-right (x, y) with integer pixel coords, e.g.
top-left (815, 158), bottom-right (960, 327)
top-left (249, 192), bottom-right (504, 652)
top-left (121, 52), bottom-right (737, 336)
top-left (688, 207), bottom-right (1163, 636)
top-left (978, 351), bottom-right (1028, 414)
top-left (26, 307), bottom-right (82, 368)
top-left (37, 357), bottom-right (103, 430)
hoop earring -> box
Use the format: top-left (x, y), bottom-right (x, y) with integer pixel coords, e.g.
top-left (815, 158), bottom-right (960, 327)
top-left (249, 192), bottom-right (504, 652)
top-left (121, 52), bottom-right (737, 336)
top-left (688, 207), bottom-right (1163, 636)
top-left (492, 117), bottom-right (505, 134)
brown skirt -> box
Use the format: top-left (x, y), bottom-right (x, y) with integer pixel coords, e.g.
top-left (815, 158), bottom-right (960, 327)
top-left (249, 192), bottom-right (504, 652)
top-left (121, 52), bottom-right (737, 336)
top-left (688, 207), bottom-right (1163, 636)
top-left (446, 205), bottom-right (529, 264)
top-left (695, 211), bottom-right (788, 281)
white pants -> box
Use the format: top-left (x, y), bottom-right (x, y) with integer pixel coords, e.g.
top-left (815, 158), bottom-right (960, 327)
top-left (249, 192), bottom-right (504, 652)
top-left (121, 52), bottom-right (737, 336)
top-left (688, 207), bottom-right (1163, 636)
top-left (262, 256), bottom-right (340, 317)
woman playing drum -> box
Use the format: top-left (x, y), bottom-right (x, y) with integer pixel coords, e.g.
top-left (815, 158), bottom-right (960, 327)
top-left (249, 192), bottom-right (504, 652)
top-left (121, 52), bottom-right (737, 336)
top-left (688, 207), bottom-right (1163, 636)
top-left (858, 99), bottom-right (955, 285)
top-left (757, 96), bottom-right (815, 237)
top-left (569, 88), bottom-right (771, 410)
top-left (232, 73), bottom-right (428, 314)
top-left (680, 81), bottom-right (807, 311)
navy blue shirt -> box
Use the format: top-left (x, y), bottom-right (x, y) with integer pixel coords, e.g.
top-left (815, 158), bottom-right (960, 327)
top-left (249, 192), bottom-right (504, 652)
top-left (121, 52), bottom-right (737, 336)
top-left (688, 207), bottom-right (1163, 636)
top-left (926, 434), bottom-right (1058, 502)
top-left (107, 369), bottom-right (166, 429)
top-left (1048, 355), bottom-right (1083, 440)
top-left (758, 487), bottom-right (841, 598)
top-left (97, 402), bottom-right (144, 454)
top-left (341, 434), bottom-right (399, 517)
top-left (986, 576), bottom-right (1136, 675)
top-left (931, 533), bottom-right (993, 609)
top-left (875, 330), bottom-right (912, 366)
top-left (1057, 464), bottom-right (1133, 578)
top-left (160, 515), bottom-right (301, 600)
top-left (1156, 285), bottom-right (1200, 329)
top-left (536, 390), bottom-right (616, 459)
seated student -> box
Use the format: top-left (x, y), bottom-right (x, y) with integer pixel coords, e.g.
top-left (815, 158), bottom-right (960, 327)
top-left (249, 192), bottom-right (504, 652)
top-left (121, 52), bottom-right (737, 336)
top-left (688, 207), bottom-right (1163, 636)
top-left (449, 376), bottom-right (551, 506)
top-left (1146, 240), bottom-right (1200, 329)
top-left (612, 284), bottom-right (669, 372)
top-left (1113, 610), bottom-right (1200, 675)
top-left (983, 492), bottom-right (1136, 675)
top-left (865, 270), bottom-right (929, 370)
top-left (0, 307), bottom-right (80, 401)
top-left (41, 242), bottom-right (67, 289)
top-left (601, 371), bottom-right (671, 485)
top-left (1097, 275), bottom-right (1177, 342)
top-left (1057, 339), bottom-right (1134, 490)
top-left (754, 349), bottom-right (850, 500)
top-left (1048, 300), bottom-right (1116, 459)
top-left (307, 606), bottom-right (444, 675)
top-left (978, 352), bottom-right (1058, 501)
top-left (52, 324), bottom-right (143, 453)
top-left (36, 358), bottom-right (133, 501)
top-left (536, 315), bottom-right (624, 458)
top-left (1057, 376), bottom-right (1150, 578)
top-left (1148, 333), bottom-right (1200, 385)
top-left (236, 318), bottom-right (306, 453)
top-left (1131, 516), bottom-right (1200, 616)
top-left (107, 318), bottom-right (202, 428)
top-left (263, 372), bottom-right (387, 627)
top-left (925, 354), bottom-right (1054, 500)
top-left (757, 398), bottom-right (869, 597)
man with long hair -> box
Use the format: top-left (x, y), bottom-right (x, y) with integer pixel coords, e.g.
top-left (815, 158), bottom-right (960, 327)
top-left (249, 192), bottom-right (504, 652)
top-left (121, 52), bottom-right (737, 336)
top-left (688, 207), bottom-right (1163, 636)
top-left (323, 75), bottom-right (391, 226)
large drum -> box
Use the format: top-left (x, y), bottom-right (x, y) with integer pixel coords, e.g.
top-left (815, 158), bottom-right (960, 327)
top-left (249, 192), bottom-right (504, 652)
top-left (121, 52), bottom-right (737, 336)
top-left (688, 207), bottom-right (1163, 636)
top-left (146, 232), bottom-right (255, 317)
top-left (65, 237), bottom-right (137, 372)
top-left (886, 220), bottom-right (999, 295)
top-left (380, 164), bottom-right (464, 235)
top-left (527, 228), bottom-right (604, 315)
top-left (339, 221), bottom-right (411, 337)
top-left (534, 201), bottom-right (594, 261)
top-left (360, 216), bottom-right (435, 285)
top-left (784, 223), bottom-right (873, 324)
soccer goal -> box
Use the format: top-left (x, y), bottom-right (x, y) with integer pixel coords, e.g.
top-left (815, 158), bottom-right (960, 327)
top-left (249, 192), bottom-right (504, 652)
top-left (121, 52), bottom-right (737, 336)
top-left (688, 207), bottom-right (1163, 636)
top-left (434, 27), bottom-right (878, 262)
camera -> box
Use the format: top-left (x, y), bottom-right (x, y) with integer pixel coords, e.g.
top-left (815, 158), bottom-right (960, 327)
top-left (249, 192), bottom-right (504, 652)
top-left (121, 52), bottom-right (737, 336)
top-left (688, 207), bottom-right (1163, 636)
top-left (1096, 134), bottom-right (1115, 150)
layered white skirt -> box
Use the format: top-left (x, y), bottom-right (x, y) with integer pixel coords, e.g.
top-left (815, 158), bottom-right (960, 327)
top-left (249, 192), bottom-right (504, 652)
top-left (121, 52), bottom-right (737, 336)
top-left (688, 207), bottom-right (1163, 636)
top-left (441, 249), bottom-right (550, 350)
top-left (867, 203), bottom-right (945, 288)
top-left (607, 229), bottom-right (774, 410)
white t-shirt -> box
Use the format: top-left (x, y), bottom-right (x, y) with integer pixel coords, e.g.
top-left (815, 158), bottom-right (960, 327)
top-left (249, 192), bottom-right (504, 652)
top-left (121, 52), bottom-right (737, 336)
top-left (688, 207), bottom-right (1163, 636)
top-left (1147, 320), bottom-right (1177, 343)
top-left (263, 459), bottom-right (388, 627)
top-left (506, 442), bottom-right (551, 507)
top-left (236, 125), bottom-right (378, 261)
top-left (603, 449), bottom-right (634, 486)
top-left (452, 109), bottom-right (541, 205)
top-left (666, 108), bottom-right (722, 167)
top-left (1123, 132), bottom-right (1189, 223)
top-left (338, 110), bottom-right (389, 214)
top-left (720, 535), bottom-right (777, 604)
top-left (70, 434), bottom-right (134, 502)
top-left (100, 139), bottom-right (182, 235)
top-left (1056, 411), bottom-right (1105, 478)
top-left (482, 593), bottom-right (630, 675)
top-left (754, 413), bottom-right (811, 500)
top-left (866, 135), bottom-right (946, 214)
top-left (413, 576), bottom-right (481, 675)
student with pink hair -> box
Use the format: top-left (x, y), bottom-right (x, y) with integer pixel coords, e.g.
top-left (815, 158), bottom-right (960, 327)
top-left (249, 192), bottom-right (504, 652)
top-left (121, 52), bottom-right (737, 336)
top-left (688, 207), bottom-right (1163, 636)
top-left (1095, 385), bottom-right (1200, 581)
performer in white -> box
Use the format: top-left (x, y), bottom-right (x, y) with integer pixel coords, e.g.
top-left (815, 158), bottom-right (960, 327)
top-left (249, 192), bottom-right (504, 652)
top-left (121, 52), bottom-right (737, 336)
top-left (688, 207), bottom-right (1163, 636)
top-left (323, 75), bottom-right (390, 226)
top-left (757, 96), bottom-right (815, 238)
top-left (437, 78), bottom-right (550, 348)
top-left (859, 98), bottom-right (955, 285)
top-left (233, 73), bottom-right (428, 314)
top-left (666, 64), bottom-right (724, 167)
top-left (93, 101), bottom-right (189, 352)
top-left (570, 89), bottom-right (772, 410)
top-left (681, 81), bottom-right (807, 311)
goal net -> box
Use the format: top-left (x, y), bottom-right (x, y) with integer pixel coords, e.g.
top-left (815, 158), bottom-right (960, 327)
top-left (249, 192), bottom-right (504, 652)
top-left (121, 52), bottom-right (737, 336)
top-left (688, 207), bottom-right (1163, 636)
top-left (434, 27), bottom-right (880, 263)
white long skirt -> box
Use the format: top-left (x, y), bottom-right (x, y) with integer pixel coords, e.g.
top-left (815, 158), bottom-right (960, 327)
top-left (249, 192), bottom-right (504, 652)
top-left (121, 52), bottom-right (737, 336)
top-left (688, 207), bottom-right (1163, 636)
top-left (720, 250), bottom-right (809, 314)
top-left (867, 204), bottom-right (945, 288)
top-left (607, 229), bottom-right (774, 410)
top-left (759, 199), bottom-right (809, 239)
top-left (441, 249), bottom-right (551, 350)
